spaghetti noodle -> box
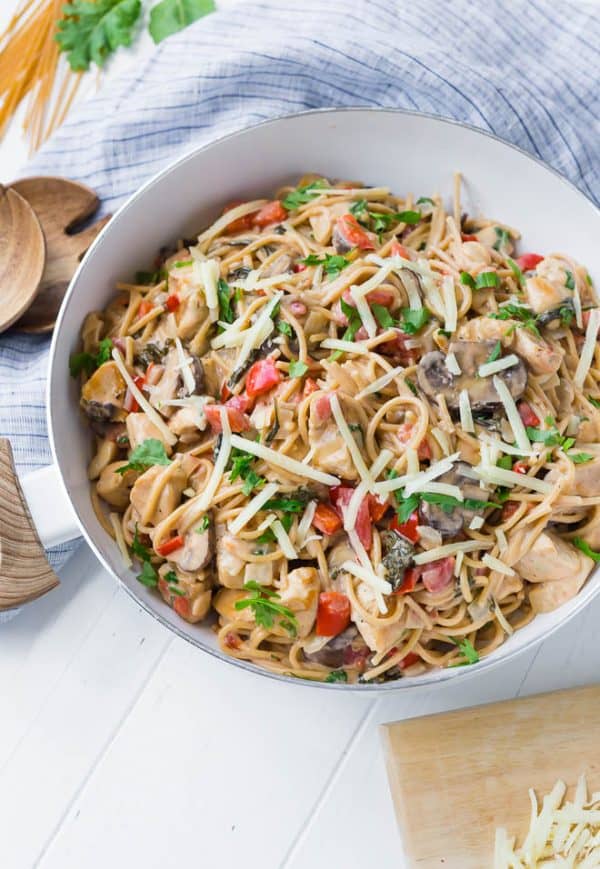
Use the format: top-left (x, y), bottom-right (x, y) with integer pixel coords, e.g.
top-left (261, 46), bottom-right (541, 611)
top-left (71, 173), bottom-right (600, 684)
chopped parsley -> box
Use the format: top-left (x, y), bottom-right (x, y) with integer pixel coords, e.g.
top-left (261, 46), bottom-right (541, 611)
top-left (489, 303), bottom-right (540, 336)
top-left (405, 378), bottom-right (418, 395)
top-left (372, 303), bottom-right (394, 329)
top-left (282, 180), bottom-right (327, 211)
top-left (217, 278), bottom-right (235, 324)
top-left (559, 305), bottom-right (575, 327)
top-left (349, 199), bottom-right (368, 217)
top-left (460, 271), bottom-right (500, 290)
top-left (196, 515), bottom-right (211, 533)
top-left (525, 424), bottom-right (574, 450)
top-left (588, 396), bottom-right (600, 409)
top-left (288, 359), bottom-right (309, 378)
top-left (451, 637), bottom-right (480, 665)
top-left (69, 337), bottom-right (113, 378)
top-left (400, 306), bottom-right (430, 335)
top-left (416, 196), bottom-right (435, 206)
top-left (496, 455), bottom-right (513, 471)
top-left (330, 298), bottom-right (362, 361)
top-left (325, 669), bottom-right (348, 683)
top-left (507, 257), bottom-right (525, 288)
top-left (302, 253), bottom-right (349, 277)
top-left (242, 470), bottom-right (265, 497)
top-left (397, 210), bottom-right (421, 224)
top-left (565, 270), bottom-right (575, 290)
top-left (573, 538), bottom-right (600, 562)
top-left (137, 560), bottom-right (158, 588)
top-left (228, 448), bottom-right (265, 494)
top-left (349, 199), bottom-right (420, 232)
top-left (493, 227), bottom-right (511, 251)
top-left (485, 340), bottom-right (502, 364)
top-left (164, 569), bottom-right (184, 595)
top-left (263, 494), bottom-right (311, 513)
top-left (116, 438), bottom-right (171, 475)
top-left (570, 452), bottom-right (594, 464)
top-left (173, 259), bottom-right (193, 268)
top-left (277, 320), bottom-right (293, 337)
top-left (234, 581), bottom-right (298, 635)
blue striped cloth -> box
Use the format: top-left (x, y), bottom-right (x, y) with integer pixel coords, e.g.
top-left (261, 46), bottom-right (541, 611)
top-left (1, 0), bottom-right (598, 584)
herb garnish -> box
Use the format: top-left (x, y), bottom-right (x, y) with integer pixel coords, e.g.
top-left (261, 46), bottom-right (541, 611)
top-left (400, 307), bottom-right (430, 335)
top-left (570, 452), bottom-right (594, 464)
top-left (573, 538), bottom-right (600, 562)
top-left (372, 304), bottom-right (394, 329)
top-left (228, 448), bottom-right (265, 495)
top-left (217, 278), bottom-right (235, 324)
top-left (451, 637), bottom-right (480, 665)
top-left (137, 560), bottom-right (158, 588)
top-left (116, 438), bottom-right (171, 475)
top-left (149, 0), bottom-right (216, 44)
top-left (484, 341), bottom-right (502, 364)
top-left (588, 396), bottom-right (600, 409)
top-left (282, 180), bottom-right (327, 211)
top-left (277, 320), bottom-right (293, 337)
top-left (506, 257), bottom-right (525, 288)
top-left (325, 669), bottom-right (348, 683)
top-left (234, 581), bottom-right (298, 635)
top-left (330, 298), bottom-right (362, 361)
top-left (525, 423), bottom-right (574, 450)
top-left (196, 515), bottom-right (211, 533)
top-left (493, 227), bottom-right (511, 251)
top-left (69, 337), bottom-right (113, 378)
top-left (173, 259), bottom-right (193, 268)
top-left (460, 271), bottom-right (500, 291)
top-left (489, 304), bottom-right (540, 336)
top-left (302, 253), bottom-right (349, 277)
top-left (565, 270), bottom-right (575, 290)
top-left (56, 0), bottom-right (142, 71)
top-left (288, 359), bottom-right (309, 378)
top-left (416, 196), bottom-right (435, 206)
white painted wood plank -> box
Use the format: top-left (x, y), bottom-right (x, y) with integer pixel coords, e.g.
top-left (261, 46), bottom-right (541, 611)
top-left (0, 548), bottom-right (171, 869)
top-left (36, 637), bottom-right (372, 869)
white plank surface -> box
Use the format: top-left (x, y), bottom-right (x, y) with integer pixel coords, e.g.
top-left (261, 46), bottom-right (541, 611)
top-left (3, 2), bottom-right (600, 866)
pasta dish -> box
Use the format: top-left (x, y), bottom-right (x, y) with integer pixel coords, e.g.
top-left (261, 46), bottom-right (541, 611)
top-left (71, 174), bottom-right (600, 684)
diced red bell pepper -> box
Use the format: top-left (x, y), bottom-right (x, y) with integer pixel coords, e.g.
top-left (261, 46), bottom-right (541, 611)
top-left (221, 382), bottom-right (232, 401)
top-left (421, 556), bottom-right (455, 593)
top-left (312, 502), bottom-right (343, 535)
top-left (222, 200), bottom-right (257, 233)
top-left (252, 200), bottom-right (288, 227)
top-left (517, 401), bottom-right (540, 427)
top-left (316, 591), bottom-right (351, 637)
top-left (368, 494), bottom-right (389, 522)
top-left (330, 485), bottom-right (372, 550)
top-left (138, 300), bottom-right (154, 318)
top-left (165, 293), bottom-right (180, 312)
top-left (390, 241), bottom-right (410, 259)
top-left (501, 500), bottom-right (520, 522)
top-left (205, 403), bottom-right (250, 433)
top-left (461, 233), bottom-right (478, 242)
top-left (314, 392), bottom-right (332, 421)
top-left (516, 252), bottom-right (544, 271)
top-left (390, 510), bottom-right (420, 543)
top-left (293, 262), bottom-right (307, 273)
top-left (157, 534), bottom-right (185, 557)
top-left (245, 358), bottom-right (282, 399)
top-left (303, 377), bottom-right (319, 398)
top-left (173, 595), bottom-right (191, 620)
top-left (399, 651), bottom-right (420, 668)
top-left (124, 374), bottom-right (146, 413)
top-left (226, 393), bottom-right (251, 414)
top-left (365, 288), bottom-right (396, 307)
top-left (396, 566), bottom-right (420, 594)
top-left (513, 461), bottom-right (528, 475)
top-left (335, 214), bottom-right (375, 251)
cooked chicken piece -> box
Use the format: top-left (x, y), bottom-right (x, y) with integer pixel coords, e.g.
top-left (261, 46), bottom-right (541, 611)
top-left (475, 226), bottom-right (514, 255)
top-left (309, 210), bottom-right (332, 245)
top-left (158, 563), bottom-right (212, 623)
top-left (213, 588), bottom-right (255, 624)
top-left (346, 577), bottom-right (405, 653)
top-left (167, 525), bottom-right (213, 573)
top-left (546, 449), bottom-right (600, 497)
top-left (244, 561), bottom-right (275, 586)
top-left (202, 349), bottom-right (236, 397)
top-left (457, 316), bottom-right (513, 344)
top-left (515, 531), bottom-right (593, 614)
top-left (97, 461), bottom-right (138, 509)
top-left (88, 438), bottom-right (119, 480)
top-left (461, 241), bottom-right (492, 269)
top-left (277, 567), bottom-right (319, 637)
top-left (81, 312), bottom-right (104, 354)
top-left (177, 294), bottom-right (209, 341)
top-left (215, 528), bottom-right (257, 589)
top-left (81, 361), bottom-right (127, 423)
top-left (322, 358), bottom-right (371, 397)
top-left (308, 396), bottom-right (358, 480)
top-left (457, 315), bottom-right (562, 376)
top-left (168, 405), bottom-right (204, 442)
top-left (130, 462), bottom-right (187, 525)
top-left (148, 348), bottom-right (181, 412)
top-left (303, 309), bottom-right (329, 340)
top-left (525, 274), bottom-right (571, 316)
top-left (125, 412), bottom-right (173, 454)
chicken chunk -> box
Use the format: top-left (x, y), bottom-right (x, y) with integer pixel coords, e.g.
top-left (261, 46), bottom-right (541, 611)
top-left (546, 450), bottom-right (600, 497)
top-left (515, 531), bottom-right (593, 614)
top-left (149, 348), bottom-right (181, 412)
top-left (277, 567), bottom-right (320, 637)
top-left (213, 588), bottom-right (254, 624)
top-left (525, 275), bottom-right (571, 316)
top-left (130, 462), bottom-right (187, 525)
top-left (96, 461), bottom-right (138, 509)
top-left (81, 361), bottom-right (127, 423)
top-left (457, 315), bottom-right (562, 376)
top-left (166, 525), bottom-right (213, 573)
top-left (158, 564), bottom-right (212, 623)
top-left (346, 576), bottom-right (404, 653)
top-left (88, 438), bottom-right (119, 480)
top-left (215, 528), bottom-right (258, 589)
top-left (126, 412), bottom-right (173, 453)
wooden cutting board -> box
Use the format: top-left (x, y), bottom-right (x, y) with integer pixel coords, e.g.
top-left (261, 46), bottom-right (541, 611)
top-left (381, 684), bottom-right (600, 868)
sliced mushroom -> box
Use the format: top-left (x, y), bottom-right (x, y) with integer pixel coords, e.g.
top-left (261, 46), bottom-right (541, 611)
top-left (303, 626), bottom-right (358, 667)
top-left (417, 341), bottom-right (527, 411)
top-left (396, 269), bottom-right (423, 306)
top-left (536, 298), bottom-right (575, 328)
top-left (81, 361), bottom-right (127, 422)
top-left (380, 531), bottom-right (414, 589)
top-left (167, 524), bottom-right (213, 573)
top-left (418, 461), bottom-right (489, 539)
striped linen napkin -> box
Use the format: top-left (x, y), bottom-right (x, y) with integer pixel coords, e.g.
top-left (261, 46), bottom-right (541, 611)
top-left (1, 0), bottom-right (598, 603)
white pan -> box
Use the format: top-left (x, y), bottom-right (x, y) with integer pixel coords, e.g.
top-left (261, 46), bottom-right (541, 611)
top-left (9, 108), bottom-right (600, 690)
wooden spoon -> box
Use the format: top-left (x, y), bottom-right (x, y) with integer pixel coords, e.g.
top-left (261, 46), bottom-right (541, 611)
top-left (0, 184), bottom-right (46, 334)
top-left (8, 176), bottom-right (111, 333)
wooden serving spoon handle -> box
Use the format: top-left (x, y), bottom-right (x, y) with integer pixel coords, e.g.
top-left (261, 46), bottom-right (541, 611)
top-left (0, 439), bottom-right (58, 611)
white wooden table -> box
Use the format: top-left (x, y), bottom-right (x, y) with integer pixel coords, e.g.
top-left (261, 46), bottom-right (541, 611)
top-left (2, 3), bottom-right (600, 867)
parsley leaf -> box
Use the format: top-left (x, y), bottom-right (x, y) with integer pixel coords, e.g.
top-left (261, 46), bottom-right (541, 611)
top-left (228, 448), bottom-right (265, 494)
top-left (460, 271), bottom-right (476, 290)
top-left (475, 271), bottom-right (500, 289)
top-left (485, 340), bottom-right (502, 364)
top-left (416, 196), bottom-right (435, 206)
top-left (330, 299), bottom-right (362, 361)
top-left (288, 359), bottom-right (309, 378)
top-left (507, 257), bottom-right (525, 288)
top-left (283, 180), bottom-right (327, 211)
top-left (302, 253), bottom-right (349, 277)
top-left (559, 305), bottom-right (575, 327)
top-left (573, 537), bottom-right (600, 562)
top-left (234, 581), bottom-right (298, 635)
top-left (164, 569), bottom-right (185, 595)
top-left (137, 560), bottom-right (158, 588)
top-left (496, 455), bottom-right (513, 470)
top-left (565, 270), bottom-right (575, 290)
top-left (570, 452), bottom-right (594, 464)
top-left (349, 199), bottom-right (368, 218)
top-left (452, 637), bottom-right (479, 665)
top-left (493, 227), bottom-right (511, 251)
top-left (526, 425), bottom-right (575, 451)
top-left (489, 304), bottom-right (540, 337)
top-left (69, 338), bottom-right (113, 378)
top-left (397, 210), bottom-right (421, 224)
top-left (149, 0), bottom-right (215, 44)
top-left (135, 270), bottom-right (161, 285)
top-left (394, 492), bottom-right (421, 523)
top-left (372, 303), bottom-right (394, 329)
top-left (405, 378), bottom-right (418, 395)
top-left (242, 469), bottom-right (265, 497)
top-left (132, 525), bottom-right (152, 561)
top-left (325, 669), bottom-right (348, 683)
top-left (116, 438), bottom-right (171, 475)
top-left (277, 320), bottom-right (293, 337)
top-left (263, 495), bottom-right (308, 513)
top-left (217, 278), bottom-right (235, 324)
top-left (588, 396), bottom-right (600, 409)
top-left (56, 0), bottom-right (142, 71)
top-left (173, 259), bottom-right (193, 268)
top-left (196, 516), bottom-right (211, 533)
top-left (400, 307), bottom-right (430, 335)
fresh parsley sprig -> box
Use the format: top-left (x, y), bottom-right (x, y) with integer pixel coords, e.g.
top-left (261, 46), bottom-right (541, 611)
top-left (489, 303), bottom-right (541, 337)
top-left (450, 637), bottom-right (480, 666)
top-left (116, 438), bottom-right (171, 475)
top-left (234, 581), bottom-right (298, 635)
top-left (69, 337), bottom-right (113, 378)
top-left (573, 538), bottom-right (600, 562)
top-left (282, 180), bottom-right (327, 211)
top-left (302, 253), bottom-right (349, 277)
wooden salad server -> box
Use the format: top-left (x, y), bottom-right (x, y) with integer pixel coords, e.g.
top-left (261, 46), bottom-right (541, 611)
top-left (8, 176), bottom-right (111, 333)
top-left (0, 184), bottom-right (46, 333)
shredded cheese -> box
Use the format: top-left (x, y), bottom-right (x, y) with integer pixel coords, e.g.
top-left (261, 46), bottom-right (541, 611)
top-left (112, 349), bottom-right (177, 445)
top-left (459, 388), bottom-right (474, 433)
top-left (297, 500), bottom-right (317, 548)
top-left (573, 279), bottom-right (583, 330)
top-left (320, 338), bottom-right (368, 355)
top-left (350, 285), bottom-right (378, 338)
top-left (469, 515), bottom-right (484, 530)
top-left (228, 482), bottom-right (279, 535)
top-left (233, 292), bottom-right (282, 376)
top-left (478, 354), bottom-right (520, 378)
top-left (474, 464), bottom-right (553, 495)
top-left (349, 264), bottom-right (394, 301)
top-left (445, 352), bottom-right (462, 375)
top-left (355, 366), bottom-right (404, 400)
top-left (495, 528), bottom-right (508, 552)
top-left (441, 275), bottom-right (457, 332)
top-left (174, 337), bottom-right (196, 395)
top-left (454, 550), bottom-right (464, 577)
top-left (195, 200), bottom-right (267, 246)
top-left (480, 431), bottom-right (535, 457)
top-left (340, 560), bottom-right (392, 595)
top-left (197, 258), bottom-right (220, 322)
top-left (413, 539), bottom-right (492, 565)
top-left (185, 408), bottom-right (232, 522)
top-left (405, 446), bottom-right (419, 475)
top-left (315, 186), bottom-right (390, 198)
top-left (271, 517), bottom-right (297, 558)
top-left (419, 481), bottom-right (463, 499)
top-left (343, 450), bottom-right (392, 532)
top-left (430, 427), bottom-right (451, 456)
top-left (109, 512), bottom-right (132, 568)
top-left (229, 434), bottom-right (340, 486)
top-left (575, 308), bottom-right (600, 388)
top-left (493, 375), bottom-right (531, 452)
top-left (330, 394), bottom-right (374, 488)
top-left (482, 553), bottom-right (515, 576)
top-left (375, 452), bottom-right (461, 496)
